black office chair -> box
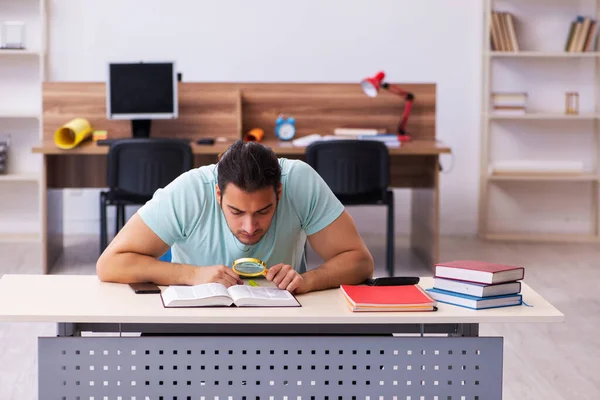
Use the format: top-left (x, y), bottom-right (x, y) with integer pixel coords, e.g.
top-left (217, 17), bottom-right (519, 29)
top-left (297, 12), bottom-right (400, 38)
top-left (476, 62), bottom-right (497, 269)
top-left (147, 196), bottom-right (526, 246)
top-left (99, 138), bottom-right (194, 253)
top-left (306, 140), bottom-right (395, 276)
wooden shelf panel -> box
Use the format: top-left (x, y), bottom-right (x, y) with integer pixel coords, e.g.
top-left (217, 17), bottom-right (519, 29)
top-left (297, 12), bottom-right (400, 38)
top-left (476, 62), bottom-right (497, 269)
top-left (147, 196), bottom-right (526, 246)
top-left (489, 51), bottom-right (600, 58)
top-left (484, 232), bottom-right (598, 242)
top-left (0, 50), bottom-right (41, 56)
top-left (487, 113), bottom-right (599, 120)
top-left (488, 173), bottom-right (598, 182)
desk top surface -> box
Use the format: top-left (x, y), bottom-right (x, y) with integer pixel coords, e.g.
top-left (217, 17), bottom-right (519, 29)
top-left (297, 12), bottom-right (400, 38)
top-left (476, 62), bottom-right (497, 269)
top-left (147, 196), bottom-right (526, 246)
top-left (0, 275), bottom-right (563, 325)
top-left (32, 140), bottom-right (451, 156)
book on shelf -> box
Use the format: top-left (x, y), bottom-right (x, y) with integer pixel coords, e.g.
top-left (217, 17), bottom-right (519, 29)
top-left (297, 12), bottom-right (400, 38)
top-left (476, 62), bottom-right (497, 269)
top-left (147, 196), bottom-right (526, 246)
top-left (490, 92), bottom-right (527, 114)
top-left (160, 282), bottom-right (301, 308)
top-left (566, 15), bottom-right (599, 52)
top-left (491, 92), bottom-right (526, 104)
top-left (434, 260), bottom-right (525, 285)
top-left (433, 277), bottom-right (521, 298)
top-left (340, 284), bottom-right (437, 312)
top-left (426, 288), bottom-right (522, 310)
top-left (490, 11), bottom-right (519, 52)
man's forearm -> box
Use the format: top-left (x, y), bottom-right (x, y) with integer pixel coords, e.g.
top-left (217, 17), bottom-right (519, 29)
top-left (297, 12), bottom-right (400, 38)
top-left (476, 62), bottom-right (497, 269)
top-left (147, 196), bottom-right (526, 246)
top-left (96, 252), bottom-right (196, 285)
top-left (302, 249), bottom-right (374, 292)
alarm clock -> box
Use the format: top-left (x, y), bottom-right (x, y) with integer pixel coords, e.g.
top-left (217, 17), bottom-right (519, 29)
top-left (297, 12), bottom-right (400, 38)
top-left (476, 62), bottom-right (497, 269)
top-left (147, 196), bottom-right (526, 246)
top-left (275, 115), bottom-right (296, 141)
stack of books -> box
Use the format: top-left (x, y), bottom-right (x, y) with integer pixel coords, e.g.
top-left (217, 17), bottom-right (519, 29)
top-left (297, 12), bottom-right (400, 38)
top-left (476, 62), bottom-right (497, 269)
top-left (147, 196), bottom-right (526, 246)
top-left (426, 260), bottom-right (524, 310)
top-left (490, 92), bottom-right (527, 115)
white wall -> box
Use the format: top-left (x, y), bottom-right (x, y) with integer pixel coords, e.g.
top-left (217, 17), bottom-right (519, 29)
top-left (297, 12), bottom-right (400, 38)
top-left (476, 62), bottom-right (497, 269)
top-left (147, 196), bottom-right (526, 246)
top-left (48, 0), bottom-right (484, 236)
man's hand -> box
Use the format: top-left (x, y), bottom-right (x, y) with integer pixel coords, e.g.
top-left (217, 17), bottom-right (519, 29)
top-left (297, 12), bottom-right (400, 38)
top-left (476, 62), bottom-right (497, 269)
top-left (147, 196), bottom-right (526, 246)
top-left (266, 263), bottom-right (309, 293)
top-left (191, 265), bottom-right (243, 287)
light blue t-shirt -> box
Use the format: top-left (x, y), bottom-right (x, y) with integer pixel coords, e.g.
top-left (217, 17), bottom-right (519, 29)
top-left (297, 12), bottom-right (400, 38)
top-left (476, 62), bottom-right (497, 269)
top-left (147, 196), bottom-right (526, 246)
top-left (137, 158), bottom-right (344, 273)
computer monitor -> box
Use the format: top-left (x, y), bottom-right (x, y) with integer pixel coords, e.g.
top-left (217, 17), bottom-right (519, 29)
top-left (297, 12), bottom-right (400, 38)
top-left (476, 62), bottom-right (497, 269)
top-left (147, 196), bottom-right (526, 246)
top-left (106, 61), bottom-right (178, 138)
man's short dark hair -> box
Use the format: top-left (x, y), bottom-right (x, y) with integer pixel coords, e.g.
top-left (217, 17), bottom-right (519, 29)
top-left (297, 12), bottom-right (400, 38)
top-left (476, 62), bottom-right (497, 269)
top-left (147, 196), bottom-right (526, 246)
top-left (217, 140), bottom-right (282, 195)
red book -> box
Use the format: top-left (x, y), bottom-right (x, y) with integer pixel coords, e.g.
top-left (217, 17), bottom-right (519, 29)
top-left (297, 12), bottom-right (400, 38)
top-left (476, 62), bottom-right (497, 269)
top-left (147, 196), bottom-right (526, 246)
top-left (434, 260), bottom-right (524, 284)
top-left (340, 285), bottom-right (436, 312)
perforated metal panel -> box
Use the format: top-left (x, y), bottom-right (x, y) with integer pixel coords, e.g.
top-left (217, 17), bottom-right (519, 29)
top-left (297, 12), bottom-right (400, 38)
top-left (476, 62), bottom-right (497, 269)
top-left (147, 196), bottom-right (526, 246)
top-left (39, 336), bottom-right (502, 400)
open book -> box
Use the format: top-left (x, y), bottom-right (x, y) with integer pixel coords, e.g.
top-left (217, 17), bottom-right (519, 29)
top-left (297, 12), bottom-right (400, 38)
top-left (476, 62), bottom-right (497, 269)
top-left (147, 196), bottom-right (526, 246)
top-left (160, 283), bottom-right (301, 308)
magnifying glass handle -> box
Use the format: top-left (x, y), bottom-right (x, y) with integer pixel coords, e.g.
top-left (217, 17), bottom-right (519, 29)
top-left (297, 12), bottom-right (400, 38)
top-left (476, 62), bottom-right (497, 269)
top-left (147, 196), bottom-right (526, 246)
top-left (261, 269), bottom-right (268, 277)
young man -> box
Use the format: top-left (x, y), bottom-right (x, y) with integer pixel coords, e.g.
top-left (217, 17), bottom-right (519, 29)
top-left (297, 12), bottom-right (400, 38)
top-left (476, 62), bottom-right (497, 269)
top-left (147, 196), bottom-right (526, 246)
top-left (96, 140), bottom-right (374, 294)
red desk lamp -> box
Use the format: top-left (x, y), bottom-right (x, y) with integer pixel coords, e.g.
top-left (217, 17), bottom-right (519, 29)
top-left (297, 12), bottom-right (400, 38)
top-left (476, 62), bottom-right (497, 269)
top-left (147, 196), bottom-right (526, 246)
top-left (361, 71), bottom-right (414, 142)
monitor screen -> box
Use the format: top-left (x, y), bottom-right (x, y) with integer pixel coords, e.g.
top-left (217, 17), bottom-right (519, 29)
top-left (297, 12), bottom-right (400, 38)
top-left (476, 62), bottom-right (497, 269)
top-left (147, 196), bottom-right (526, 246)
top-left (107, 62), bottom-right (178, 120)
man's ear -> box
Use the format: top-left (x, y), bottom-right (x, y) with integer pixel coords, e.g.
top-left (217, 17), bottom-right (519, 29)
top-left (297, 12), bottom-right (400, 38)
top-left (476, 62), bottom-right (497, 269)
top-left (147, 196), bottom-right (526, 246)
top-left (215, 184), bottom-right (222, 204)
top-left (277, 184), bottom-right (282, 202)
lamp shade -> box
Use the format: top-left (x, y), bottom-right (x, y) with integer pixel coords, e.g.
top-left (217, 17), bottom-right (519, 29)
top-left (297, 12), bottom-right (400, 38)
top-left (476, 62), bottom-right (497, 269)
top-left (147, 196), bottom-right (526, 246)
top-left (361, 71), bottom-right (385, 97)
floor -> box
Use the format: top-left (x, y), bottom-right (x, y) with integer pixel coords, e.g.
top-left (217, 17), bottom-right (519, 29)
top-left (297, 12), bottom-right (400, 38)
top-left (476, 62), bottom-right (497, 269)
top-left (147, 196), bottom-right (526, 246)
top-left (0, 234), bottom-right (599, 400)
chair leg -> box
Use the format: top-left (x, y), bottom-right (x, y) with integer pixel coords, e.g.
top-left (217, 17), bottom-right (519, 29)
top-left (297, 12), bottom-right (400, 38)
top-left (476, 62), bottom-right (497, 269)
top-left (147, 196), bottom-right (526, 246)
top-left (118, 204), bottom-right (126, 230)
top-left (386, 190), bottom-right (395, 277)
top-left (100, 192), bottom-right (108, 254)
top-left (115, 204), bottom-right (124, 238)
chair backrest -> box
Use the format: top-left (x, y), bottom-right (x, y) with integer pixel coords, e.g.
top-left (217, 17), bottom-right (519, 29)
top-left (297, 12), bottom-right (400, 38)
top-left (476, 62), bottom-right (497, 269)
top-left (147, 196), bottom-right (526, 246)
top-left (107, 138), bottom-right (194, 196)
top-left (305, 140), bottom-right (390, 196)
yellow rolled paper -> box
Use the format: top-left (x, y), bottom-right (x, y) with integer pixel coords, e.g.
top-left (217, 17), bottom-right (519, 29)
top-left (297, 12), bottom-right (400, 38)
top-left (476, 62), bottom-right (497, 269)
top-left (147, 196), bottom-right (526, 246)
top-left (54, 118), bottom-right (93, 149)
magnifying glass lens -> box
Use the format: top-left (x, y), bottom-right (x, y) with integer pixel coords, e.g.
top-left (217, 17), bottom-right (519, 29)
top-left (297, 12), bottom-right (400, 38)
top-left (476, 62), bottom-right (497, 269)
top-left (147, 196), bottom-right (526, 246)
top-left (235, 262), bottom-right (264, 274)
top-left (232, 258), bottom-right (267, 277)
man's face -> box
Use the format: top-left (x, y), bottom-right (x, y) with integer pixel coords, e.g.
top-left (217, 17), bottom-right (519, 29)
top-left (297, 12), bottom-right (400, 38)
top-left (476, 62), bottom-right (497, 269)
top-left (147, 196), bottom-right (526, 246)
top-left (216, 183), bottom-right (280, 245)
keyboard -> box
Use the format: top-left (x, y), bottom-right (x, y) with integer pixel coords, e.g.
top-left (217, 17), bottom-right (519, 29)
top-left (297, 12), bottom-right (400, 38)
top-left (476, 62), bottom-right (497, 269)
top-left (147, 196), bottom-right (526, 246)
top-left (96, 139), bottom-right (120, 146)
top-left (96, 138), bottom-right (191, 146)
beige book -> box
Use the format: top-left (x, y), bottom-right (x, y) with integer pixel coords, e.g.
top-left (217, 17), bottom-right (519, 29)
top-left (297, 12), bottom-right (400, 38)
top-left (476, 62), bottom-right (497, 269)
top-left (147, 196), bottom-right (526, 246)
top-left (490, 12), bottom-right (501, 51)
top-left (577, 17), bottom-right (592, 52)
top-left (569, 21), bottom-right (583, 52)
top-left (584, 21), bottom-right (597, 52)
top-left (499, 12), bottom-right (513, 51)
top-left (492, 12), bottom-right (506, 51)
top-left (505, 13), bottom-right (520, 52)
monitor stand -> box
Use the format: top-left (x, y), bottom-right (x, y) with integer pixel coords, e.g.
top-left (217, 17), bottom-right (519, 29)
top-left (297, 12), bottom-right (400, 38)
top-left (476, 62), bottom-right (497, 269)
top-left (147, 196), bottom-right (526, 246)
top-left (132, 119), bottom-right (151, 138)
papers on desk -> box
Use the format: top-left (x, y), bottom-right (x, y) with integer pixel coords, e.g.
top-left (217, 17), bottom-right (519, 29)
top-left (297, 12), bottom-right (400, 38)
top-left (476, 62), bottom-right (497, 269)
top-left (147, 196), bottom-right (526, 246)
top-left (292, 134), bottom-right (401, 148)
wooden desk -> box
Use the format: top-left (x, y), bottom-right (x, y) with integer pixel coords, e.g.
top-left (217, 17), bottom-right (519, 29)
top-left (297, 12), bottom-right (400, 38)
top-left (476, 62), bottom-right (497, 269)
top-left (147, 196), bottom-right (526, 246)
top-left (37, 81), bottom-right (448, 273)
top-left (33, 140), bottom-right (450, 274)
top-left (0, 274), bottom-right (563, 400)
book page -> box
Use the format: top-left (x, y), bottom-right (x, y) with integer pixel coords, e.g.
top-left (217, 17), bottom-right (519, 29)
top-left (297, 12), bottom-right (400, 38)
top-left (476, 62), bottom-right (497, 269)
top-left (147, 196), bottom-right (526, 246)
top-left (191, 283), bottom-right (231, 299)
top-left (227, 285), bottom-right (298, 307)
top-left (161, 283), bottom-right (232, 307)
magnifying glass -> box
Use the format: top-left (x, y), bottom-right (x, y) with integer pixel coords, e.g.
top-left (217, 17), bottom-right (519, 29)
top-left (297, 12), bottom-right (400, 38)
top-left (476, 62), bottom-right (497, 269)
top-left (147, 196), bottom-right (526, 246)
top-left (232, 257), bottom-right (268, 277)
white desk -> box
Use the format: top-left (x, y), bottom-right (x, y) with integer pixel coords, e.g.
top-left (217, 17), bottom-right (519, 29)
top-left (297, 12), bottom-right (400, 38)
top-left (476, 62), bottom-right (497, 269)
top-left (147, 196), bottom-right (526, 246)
top-left (0, 274), bottom-right (563, 400)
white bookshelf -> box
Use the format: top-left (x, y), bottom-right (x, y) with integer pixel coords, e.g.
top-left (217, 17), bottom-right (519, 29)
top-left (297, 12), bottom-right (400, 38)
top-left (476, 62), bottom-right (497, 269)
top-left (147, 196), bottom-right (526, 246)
top-left (480, 0), bottom-right (600, 242)
top-left (0, 0), bottom-right (46, 251)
